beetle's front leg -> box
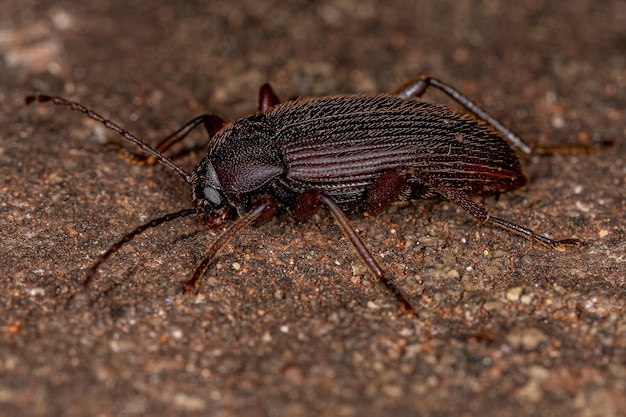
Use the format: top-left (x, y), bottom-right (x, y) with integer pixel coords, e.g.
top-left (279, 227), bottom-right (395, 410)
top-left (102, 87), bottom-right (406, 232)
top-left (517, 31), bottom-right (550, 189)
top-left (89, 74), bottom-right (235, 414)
top-left (112, 114), bottom-right (226, 165)
top-left (184, 195), bottom-right (278, 293)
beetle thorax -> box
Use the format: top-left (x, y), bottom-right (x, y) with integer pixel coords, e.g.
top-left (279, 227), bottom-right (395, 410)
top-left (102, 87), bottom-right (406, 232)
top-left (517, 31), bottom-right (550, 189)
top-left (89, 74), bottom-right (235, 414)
top-left (202, 115), bottom-right (285, 212)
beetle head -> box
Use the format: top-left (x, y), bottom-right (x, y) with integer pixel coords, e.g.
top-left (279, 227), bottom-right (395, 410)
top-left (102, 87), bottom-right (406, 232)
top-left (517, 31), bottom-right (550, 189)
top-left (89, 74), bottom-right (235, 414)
top-left (191, 158), bottom-right (231, 228)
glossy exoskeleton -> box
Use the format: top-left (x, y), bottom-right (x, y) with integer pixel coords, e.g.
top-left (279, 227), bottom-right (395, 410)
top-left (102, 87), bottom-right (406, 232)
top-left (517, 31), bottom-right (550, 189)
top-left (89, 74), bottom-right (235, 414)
top-left (26, 76), bottom-right (583, 312)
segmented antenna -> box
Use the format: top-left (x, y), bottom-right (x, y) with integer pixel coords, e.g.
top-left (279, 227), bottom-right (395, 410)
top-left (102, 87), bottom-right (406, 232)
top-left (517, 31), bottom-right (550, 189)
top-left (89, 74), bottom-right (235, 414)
top-left (25, 95), bottom-right (193, 184)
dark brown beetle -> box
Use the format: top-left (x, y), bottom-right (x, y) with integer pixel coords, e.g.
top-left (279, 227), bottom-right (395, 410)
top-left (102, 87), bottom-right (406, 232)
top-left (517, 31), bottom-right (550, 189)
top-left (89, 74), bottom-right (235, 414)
top-left (26, 76), bottom-right (583, 311)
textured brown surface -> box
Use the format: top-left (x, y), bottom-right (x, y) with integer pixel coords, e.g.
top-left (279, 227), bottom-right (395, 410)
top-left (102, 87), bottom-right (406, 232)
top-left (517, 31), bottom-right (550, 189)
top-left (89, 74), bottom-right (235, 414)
top-left (1, 1), bottom-right (625, 416)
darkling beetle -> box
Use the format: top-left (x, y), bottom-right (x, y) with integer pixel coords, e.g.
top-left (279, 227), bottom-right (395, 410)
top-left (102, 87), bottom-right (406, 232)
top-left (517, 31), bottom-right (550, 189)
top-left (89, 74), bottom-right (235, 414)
top-left (26, 76), bottom-right (584, 312)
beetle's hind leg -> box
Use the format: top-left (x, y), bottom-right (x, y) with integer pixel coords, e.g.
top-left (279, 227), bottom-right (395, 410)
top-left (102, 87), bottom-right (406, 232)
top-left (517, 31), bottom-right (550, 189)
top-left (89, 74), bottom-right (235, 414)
top-left (429, 181), bottom-right (584, 251)
top-left (395, 76), bottom-right (533, 155)
top-left (486, 216), bottom-right (584, 251)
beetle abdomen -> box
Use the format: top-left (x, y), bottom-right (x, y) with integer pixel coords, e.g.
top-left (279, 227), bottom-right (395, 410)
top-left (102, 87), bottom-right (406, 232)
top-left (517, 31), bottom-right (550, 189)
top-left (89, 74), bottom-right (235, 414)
top-left (267, 95), bottom-right (527, 205)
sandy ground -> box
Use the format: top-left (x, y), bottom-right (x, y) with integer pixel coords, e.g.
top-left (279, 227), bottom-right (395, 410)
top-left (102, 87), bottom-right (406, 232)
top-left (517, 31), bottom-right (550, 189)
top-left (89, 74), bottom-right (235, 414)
top-left (1, 1), bottom-right (624, 416)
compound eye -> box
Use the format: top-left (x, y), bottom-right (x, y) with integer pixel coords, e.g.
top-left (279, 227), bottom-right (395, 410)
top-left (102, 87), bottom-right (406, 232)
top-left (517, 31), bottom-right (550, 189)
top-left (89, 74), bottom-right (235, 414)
top-left (203, 186), bottom-right (222, 206)
top-left (203, 161), bottom-right (224, 206)
top-left (193, 158), bottom-right (226, 210)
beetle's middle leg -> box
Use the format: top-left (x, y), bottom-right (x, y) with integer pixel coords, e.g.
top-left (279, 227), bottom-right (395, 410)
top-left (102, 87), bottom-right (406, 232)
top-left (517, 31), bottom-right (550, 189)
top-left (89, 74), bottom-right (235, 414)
top-left (258, 83), bottom-right (280, 112)
top-left (395, 76), bottom-right (532, 155)
top-left (363, 169), bottom-right (408, 215)
top-left (293, 190), bottom-right (415, 313)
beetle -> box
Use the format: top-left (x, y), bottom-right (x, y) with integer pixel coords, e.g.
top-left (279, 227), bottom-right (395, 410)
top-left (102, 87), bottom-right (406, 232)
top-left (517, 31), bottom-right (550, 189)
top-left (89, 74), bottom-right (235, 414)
top-left (26, 76), bottom-right (584, 312)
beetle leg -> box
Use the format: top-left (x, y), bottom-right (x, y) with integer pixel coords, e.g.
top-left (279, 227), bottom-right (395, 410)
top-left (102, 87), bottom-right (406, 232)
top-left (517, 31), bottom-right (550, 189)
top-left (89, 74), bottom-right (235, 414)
top-left (109, 114), bottom-right (226, 166)
top-left (395, 77), bottom-right (430, 99)
top-left (317, 193), bottom-right (415, 314)
top-left (486, 216), bottom-right (584, 251)
top-left (531, 140), bottom-right (614, 156)
top-left (427, 181), bottom-right (584, 251)
top-left (364, 169), bottom-right (408, 215)
top-left (83, 208), bottom-right (202, 288)
top-left (292, 189), bottom-right (322, 223)
top-left (258, 83), bottom-right (280, 112)
top-left (184, 195), bottom-right (278, 293)
top-left (395, 76), bottom-right (532, 155)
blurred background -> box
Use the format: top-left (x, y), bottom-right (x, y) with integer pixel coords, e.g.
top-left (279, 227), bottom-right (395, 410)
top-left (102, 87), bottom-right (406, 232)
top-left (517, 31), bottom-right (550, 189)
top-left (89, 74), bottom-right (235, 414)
top-left (1, 1), bottom-right (624, 416)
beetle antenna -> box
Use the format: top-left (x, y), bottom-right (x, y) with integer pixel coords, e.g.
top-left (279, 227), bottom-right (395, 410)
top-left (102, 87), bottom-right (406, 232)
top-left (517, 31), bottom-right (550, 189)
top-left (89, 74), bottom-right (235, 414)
top-left (84, 207), bottom-right (201, 288)
top-left (25, 95), bottom-right (194, 185)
